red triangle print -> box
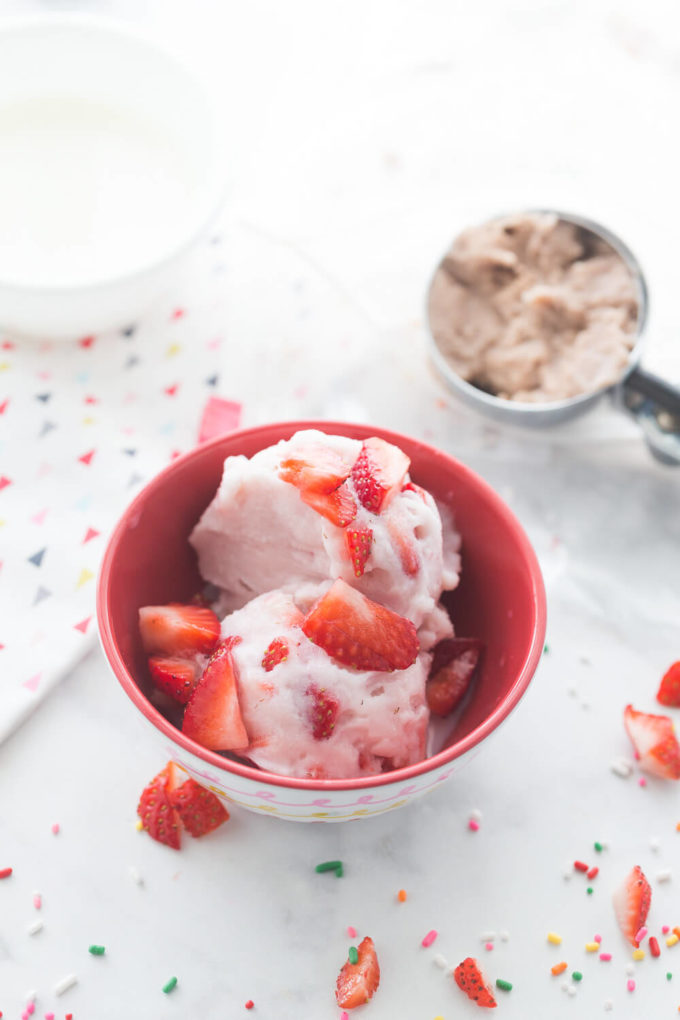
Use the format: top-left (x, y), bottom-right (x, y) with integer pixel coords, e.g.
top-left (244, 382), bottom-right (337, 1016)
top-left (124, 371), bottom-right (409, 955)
top-left (0, 476), bottom-right (11, 490)
top-left (164, 384), bottom-right (179, 397)
top-left (1, 340), bottom-right (14, 350)
top-left (84, 396), bottom-right (98, 405)
top-left (79, 336), bottom-right (95, 348)
top-left (73, 616), bottom-right (92, 634)
top-left (78, 450), bottom-right (95, 466)
top-left (171, 308), bottom-right (185, 320)
top-left (31, 508), bottom-right (48, 525)
top-left (83, 527), bottom-right (100, 544)
top-left (23, 673), bottom-right (41, 692)
top-left (0, 399), bottom-right (8, 415)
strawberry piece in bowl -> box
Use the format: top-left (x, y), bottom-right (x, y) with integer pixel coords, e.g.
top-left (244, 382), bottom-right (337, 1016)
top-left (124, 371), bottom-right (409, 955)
top-left (351, 437), bottom-right (410, 513)
top-left (148, 656), bottom-right (200, 705)
top-left (623, 704), bottom-right (680, 779)
top-left (139, 603), bottom-right (221, 657)
top-left (301, 578), bottom-right (419, 672)
top-left (426, 638), bottom-right (482, 717)
top-left (182, 643), bottom-right (248, 751)
top-left (335, 936), bottom-right (380, 1009)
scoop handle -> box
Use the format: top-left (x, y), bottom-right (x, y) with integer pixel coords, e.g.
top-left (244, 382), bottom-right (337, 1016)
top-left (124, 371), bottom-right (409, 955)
top-left (623, 366), bottom-right (680, 417)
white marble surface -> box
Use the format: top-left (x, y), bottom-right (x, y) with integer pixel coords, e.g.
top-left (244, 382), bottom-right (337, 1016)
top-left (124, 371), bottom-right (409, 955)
top-left (2, 1), bottom-right (680, 1017)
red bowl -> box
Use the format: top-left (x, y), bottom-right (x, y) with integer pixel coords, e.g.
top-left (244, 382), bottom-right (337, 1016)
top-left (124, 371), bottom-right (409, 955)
top-left (97, 421), bottom-right (546, 822)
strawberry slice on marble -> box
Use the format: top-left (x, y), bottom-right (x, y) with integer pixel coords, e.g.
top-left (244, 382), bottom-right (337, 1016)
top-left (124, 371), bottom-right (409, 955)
top-left (351, 437), bottom-right (410, 513)
top-left (335, 936), bottom-right (380, 1008)
top-left (426, 638), bottom-right (482, 717)
top-left (453, 957), bottom-right (497, 1008)
top-left (137, 765), bottom-right (182, 850)
top-left (623, 704), bottom-right (680, 780)
top-left (613, 865), bottom-right (651, 946)
top-left (166, 763), bottom-right (230, 837)
top-left (139, 603), bottom-right (221, 656)
top-left (182, 642), bottom-right (248, 751)
top-left (301, 578), bottom-right (419, 672)
top-left (657, 662), bottom-right (680, 707)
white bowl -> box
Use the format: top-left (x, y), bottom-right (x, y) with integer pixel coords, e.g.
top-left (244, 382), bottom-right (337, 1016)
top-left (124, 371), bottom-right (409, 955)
top-left (0, 15), bottom-right (227, 338)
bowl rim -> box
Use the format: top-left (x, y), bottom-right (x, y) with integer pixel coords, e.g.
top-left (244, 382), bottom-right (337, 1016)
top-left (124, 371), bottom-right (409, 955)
top-left (97, 420), bottom-right (547, 792)
top-left (0, 12), bottom-right (228, 293)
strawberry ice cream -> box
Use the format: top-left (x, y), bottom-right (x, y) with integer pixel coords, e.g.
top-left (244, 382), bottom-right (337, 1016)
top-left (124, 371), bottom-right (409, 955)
top-left (189, 429), bottom-right (460, 637)
top-left (139, 429), bottom-right (476, 780)
top-left (216, 587), bottom-right (429, 778)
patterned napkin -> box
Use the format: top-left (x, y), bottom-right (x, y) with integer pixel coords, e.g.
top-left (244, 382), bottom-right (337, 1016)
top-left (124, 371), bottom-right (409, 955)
top-left (0, 239), bottom-right (240, 743)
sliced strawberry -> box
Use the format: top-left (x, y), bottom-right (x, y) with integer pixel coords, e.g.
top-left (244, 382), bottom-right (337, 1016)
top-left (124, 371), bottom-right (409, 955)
top-left (623, 704), bottom-right (680, 780)
top-left (301, 579), bottom-right (419, 672)
top-left (182, 643), bottom-right (248, 750)
top-left (387, 521), bottom-right (419, 576)
top-left (137, 765), bottom-right (181, 850)
top-left (453, 957), bottom-right (497, 1008)
top-left (613, 865), bottom-right (652, 946)
top-left (306, 684), bottom-right (340, 740)
top-left (657, 661), bottom-right (680, 707)
top-left (335, 936), bottom-right (380, 1008)
top-left (262, 638), bottom-right (290, 671)
top-left (139, 603), bottom-right (220, 656)
top-left (351, 437), bottom-right (410, 513)
top-left (402, 481), bottom-right (428, 502)
top-left (426, 638), bottom-right (482, 717)
top-left (279, 446), bottom-right (352, 494)
top-left (167, 777), bottom-right (229, 838)
top-left (346, 527), bottom-right (373, 578)
top-left (299, 482), bottom-right (357, 527)
top-left (148, 656), bottom-right (200, 705)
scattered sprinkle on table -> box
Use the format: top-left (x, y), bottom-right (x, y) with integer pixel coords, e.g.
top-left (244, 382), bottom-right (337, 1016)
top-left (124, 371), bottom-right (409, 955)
top-left (587, 866), bottom-right (599, 880)
top-left (346, 925), bottom-right (357, 938)
top-left (434, 953), bottom-right (448, 969)
top-left (611, 757), bottom-right (633, 778)
top-left (27, 920), bottom-right (43, 936)
top-left (664, 926), bottom-right (671, 934)
top-left (397, 889), bottom-right (407, 902)
top-left (604, 998), bottom-right (613, 1010)
top-left (480, 930), bottom-right (496, 941)
top-left (54, 973), bottom-right (78, 996)
top-left (495, 978), bottom-right (512, 992)
top-left (650, 936), bottom-right (661, 957)
top-left (668, 972), bottom-right (673, 980)
top-left (421, 930), bottom-right (438, 948)
top-left (658, 869), bottom-right (673, 883)
top-left (89, 944), bottom-right (106, 955)
top-left (627, 979), bottom-right (636, 992)
top-left (547, 932), bottom-right (563, 945)
top-left (632, 949), bottom-right (645, 961)
top-left (594, 841), bottom-right (603, 852)
top-left (484, 942), bottom-right (494, 951)
top-left (315, 860), bottom-right (343, 877)
top-left (135, 819), bottom-right (143, 831)
top-left (244, 1001), bottom-right (254, 1010)
top-left (468, 818), bottom-right (480, 832)
top-left (129, 865), bottom-right (144, 886)
top-left (499, 930), bottom-right (510, 942)
top-left (574, 860), bottom-right (588, 873)
top-left (51, 823), bottom-right (60, 835)
top-left (587, 887), bottom-right (594, 895)
top-left (585, 942), bottom-right (599, 952)
top-left (33, 892), bottom-right (41, 910)
top-left (44, 1013), bottom-right (54, 1020)
top-left (0, 866), bottom-right (13, 879)
top-left (594, 933), bottom-right (602, 943)
top-left (162, 976), bottom-right (178, 994)
top-left (600, 953), bottom-right (612, 962)
top-left (340, 1012), bottom-right (349, 1020)
top-left (572, 971), bottom-right (583, 982)
top-left (625, 963), bottom-right (635, 976)
top-left (668, 934), bottom-right (679, 948)
top-left (551, 962), bottom-right (568, 975)
top-left (639, 777), bottom-right (647, 787)
top-left (348, 946), bottom-right (359, 965)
